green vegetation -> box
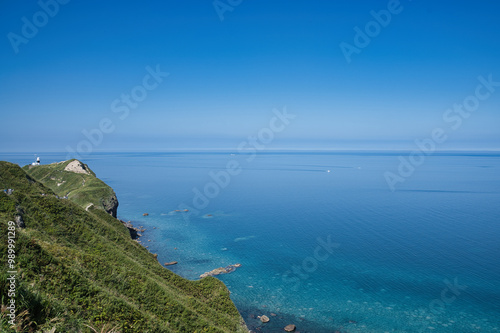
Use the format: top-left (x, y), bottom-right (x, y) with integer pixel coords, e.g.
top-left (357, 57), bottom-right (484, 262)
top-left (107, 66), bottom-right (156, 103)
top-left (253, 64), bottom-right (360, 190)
top-left (1, 161), bottom-right (247, 333)
top-left (22, 160), bottom-right (118, 217)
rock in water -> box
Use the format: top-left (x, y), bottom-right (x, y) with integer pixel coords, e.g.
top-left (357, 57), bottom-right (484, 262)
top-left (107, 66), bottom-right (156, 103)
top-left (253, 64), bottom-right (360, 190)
top-left (284, 324), bottom-right (296, 332)
top-left (259, 315), bottom-right (270, 323)
top-left (164, 261), bottom-right (178, 266)
top-left (200, 263), bottom-right (242, 278)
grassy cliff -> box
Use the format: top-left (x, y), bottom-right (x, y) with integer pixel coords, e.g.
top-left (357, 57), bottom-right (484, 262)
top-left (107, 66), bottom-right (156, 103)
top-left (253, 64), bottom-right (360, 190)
top-left (0, 161), bottom-right (247, 333)
top-left (22, 160), bottom-right (118, 218)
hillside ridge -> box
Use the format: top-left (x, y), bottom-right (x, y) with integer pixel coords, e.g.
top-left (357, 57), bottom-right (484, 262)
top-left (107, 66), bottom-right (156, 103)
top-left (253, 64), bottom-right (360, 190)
top-left (0, 160), bottom-right (248, 333)
top-left (22, 159), bottom-right (118, 218)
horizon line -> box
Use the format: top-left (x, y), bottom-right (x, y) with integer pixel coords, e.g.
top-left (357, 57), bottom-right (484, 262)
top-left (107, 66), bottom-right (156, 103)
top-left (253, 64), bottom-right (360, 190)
top-left (1, 147), bottom-right (500, 154)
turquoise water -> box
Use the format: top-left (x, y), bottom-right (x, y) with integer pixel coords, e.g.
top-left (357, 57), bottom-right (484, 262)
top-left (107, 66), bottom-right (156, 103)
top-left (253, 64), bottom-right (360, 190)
top-left (3, 152), bottom-right (500, 332)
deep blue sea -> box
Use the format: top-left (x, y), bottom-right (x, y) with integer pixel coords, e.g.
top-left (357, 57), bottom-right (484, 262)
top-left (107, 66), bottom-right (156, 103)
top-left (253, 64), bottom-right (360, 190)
top-left (3, 151), bottom-right (500, 333)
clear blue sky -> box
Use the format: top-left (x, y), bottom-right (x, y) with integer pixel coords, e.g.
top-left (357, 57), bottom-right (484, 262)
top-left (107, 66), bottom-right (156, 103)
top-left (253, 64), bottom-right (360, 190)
top-left (1, 0), bottom-right (499, 153)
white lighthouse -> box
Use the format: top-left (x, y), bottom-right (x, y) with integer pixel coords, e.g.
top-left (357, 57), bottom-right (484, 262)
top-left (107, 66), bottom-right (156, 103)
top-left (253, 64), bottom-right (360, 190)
top-left (32, 156), bottom-right (41, 166)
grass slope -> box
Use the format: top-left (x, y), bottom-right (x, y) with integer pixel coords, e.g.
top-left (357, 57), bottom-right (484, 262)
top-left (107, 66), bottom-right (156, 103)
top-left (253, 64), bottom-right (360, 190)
top-left (0, 161), bottom-right (247, 333)
top-left (22, 160), bottom-right (118, 217)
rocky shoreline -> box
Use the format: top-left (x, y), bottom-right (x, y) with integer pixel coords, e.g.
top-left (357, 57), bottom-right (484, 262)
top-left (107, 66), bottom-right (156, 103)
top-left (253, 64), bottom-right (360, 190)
top-left (120, 220), bottom-right (143, 240)
top-left (123, 215), bottom-right (307, 332)
top-left (119, 216), bottom-right (313, 333)
top-left (123, 217), bottom-right (243, 278)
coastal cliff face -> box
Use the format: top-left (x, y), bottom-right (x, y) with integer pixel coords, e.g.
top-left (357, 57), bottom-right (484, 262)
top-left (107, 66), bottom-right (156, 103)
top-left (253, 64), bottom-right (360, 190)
top-left (0, 161), bottom-right (247, 333)
top-left (22, 159), bottom-right (119, 218)
top-left (102, 190), bottom-right (119, 217)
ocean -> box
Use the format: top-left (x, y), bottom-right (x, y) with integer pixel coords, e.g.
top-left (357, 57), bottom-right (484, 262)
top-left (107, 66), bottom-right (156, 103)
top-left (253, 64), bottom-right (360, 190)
top-left (3, 151), bottom-right (500, 332)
